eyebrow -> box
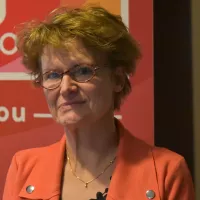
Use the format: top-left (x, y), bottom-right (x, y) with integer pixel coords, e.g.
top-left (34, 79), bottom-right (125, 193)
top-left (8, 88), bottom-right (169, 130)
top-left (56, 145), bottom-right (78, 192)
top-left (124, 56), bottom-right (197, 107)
top-left (42, 62), bottom-right (96, 73)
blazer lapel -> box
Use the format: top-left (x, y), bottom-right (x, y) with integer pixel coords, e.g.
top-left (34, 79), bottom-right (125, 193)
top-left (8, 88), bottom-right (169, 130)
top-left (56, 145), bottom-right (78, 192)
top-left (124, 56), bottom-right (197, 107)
top-left (108, 122), bottom-right (161, 200)
top-left (18, 135), bottom-right (66, 200)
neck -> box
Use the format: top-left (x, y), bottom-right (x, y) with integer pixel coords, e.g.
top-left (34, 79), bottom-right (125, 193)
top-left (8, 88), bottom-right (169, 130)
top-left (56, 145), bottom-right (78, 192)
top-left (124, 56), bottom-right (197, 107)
top-left (64, 113), bottom-right (118, 173)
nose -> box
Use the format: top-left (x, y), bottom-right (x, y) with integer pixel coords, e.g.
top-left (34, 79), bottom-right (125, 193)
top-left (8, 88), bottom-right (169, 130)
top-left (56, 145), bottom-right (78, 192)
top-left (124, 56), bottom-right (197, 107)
top-left (60, 74), bottom-right (78, 97)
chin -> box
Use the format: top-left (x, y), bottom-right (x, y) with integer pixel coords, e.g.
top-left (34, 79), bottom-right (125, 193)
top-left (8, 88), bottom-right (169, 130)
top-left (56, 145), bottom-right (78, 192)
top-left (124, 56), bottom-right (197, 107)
top-left (56, 112), bottom-right (84, 126)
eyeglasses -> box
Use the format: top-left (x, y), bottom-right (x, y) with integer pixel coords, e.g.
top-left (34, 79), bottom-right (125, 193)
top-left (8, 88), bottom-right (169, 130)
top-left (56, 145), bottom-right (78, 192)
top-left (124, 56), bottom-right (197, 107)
top-left (36, 65), bottom-right (100, 90)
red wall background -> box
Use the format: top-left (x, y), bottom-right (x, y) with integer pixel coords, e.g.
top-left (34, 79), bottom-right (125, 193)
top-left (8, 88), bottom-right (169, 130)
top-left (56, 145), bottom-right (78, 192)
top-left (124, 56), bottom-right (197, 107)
top-left (0, 0), bottom-right (153, 197)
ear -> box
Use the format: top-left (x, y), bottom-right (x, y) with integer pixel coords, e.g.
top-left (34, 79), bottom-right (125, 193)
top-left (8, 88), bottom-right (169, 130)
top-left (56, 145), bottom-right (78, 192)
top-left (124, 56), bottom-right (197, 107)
top-left (113, 67), bottom-right (125, 93)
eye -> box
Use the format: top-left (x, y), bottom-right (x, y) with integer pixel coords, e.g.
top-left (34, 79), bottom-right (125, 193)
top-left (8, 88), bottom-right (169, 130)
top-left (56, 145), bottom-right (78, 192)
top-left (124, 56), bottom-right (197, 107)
top-left (69, 65), bottom-right (94, 82)
top-left (44, 71), bottom-right (61, 81)
top-left (73, 65), bottom-right (93, 75)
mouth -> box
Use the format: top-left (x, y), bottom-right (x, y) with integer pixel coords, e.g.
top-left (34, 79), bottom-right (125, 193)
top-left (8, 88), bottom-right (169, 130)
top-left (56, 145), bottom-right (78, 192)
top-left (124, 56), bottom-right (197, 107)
top-left (58, 100), bottom-right (86, 108)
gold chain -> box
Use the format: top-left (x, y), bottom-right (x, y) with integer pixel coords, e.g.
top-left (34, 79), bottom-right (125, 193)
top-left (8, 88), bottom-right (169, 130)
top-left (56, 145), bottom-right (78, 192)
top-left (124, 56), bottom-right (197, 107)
top-left (67, 154), bottom-right (116, 188)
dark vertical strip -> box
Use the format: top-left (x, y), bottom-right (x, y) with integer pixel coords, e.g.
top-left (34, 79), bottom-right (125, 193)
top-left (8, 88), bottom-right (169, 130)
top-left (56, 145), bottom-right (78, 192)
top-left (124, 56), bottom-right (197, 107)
top-left (154, 0), bottom-right (194, 178)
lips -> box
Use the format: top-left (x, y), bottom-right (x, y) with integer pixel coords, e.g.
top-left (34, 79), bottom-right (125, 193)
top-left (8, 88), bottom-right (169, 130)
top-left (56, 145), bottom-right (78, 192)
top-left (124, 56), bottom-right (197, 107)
top-left (58, 100), bottom-right (86, 108)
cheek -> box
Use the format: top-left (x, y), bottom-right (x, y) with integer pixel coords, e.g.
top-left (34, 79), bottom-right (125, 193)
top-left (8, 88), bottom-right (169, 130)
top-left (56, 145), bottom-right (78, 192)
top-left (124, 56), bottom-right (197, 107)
top-left (88, 82), bottom-right (114, 111)
top-left (43, 89), bottom-right (57, 111)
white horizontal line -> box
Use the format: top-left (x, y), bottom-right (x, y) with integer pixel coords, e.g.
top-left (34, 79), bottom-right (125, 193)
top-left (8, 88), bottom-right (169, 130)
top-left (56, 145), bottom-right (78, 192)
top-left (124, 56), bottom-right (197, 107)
top-left (0, 72), bottom-right (31, 80)
top-left (33, 113), bottom-right (122, 120)
top-left (33, 113), bottom-right (52, 118)
top-left (0, 72), bottom-right (128, 82)
top-left (114, 115), bottom-right (122, 120)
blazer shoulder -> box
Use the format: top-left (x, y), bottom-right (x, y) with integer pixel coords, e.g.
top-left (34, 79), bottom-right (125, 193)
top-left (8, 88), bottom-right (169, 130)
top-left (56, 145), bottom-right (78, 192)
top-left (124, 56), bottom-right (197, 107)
top-left (125, 132), bottom-right (187, 170)
top-left (14, 136), bottom-right (64, 164)
top-left (126, 131), bottom-right (185, 164)
top-left (151, 146), bottom-right (194, 199)
top-left (152, 145), bottom-right (186, 166)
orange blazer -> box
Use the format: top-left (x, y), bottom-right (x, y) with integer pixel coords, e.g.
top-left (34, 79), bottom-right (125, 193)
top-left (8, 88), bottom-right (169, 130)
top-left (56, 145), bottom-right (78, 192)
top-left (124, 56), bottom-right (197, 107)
top-left (3, 122), bottom-right (195, 200)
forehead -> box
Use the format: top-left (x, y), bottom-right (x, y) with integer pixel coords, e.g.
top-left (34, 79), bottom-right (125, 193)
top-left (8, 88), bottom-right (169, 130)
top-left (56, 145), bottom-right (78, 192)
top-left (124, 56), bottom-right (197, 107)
top-left (41, 39), bottom-right (95, 69)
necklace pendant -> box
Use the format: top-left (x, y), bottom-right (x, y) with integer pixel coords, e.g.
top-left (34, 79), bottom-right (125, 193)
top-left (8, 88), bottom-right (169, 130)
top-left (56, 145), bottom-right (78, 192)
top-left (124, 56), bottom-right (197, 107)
top-left (85, 183), bottom-right (88, 188)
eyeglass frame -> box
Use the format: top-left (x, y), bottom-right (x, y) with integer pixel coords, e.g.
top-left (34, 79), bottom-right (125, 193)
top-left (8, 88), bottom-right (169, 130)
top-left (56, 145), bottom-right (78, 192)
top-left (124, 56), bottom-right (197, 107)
top-left (35, 65), bottom-right (100, 90)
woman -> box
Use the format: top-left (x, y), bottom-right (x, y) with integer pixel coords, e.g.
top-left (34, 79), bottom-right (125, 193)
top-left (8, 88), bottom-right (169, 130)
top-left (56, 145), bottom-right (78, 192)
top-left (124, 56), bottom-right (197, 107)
top-left (3, 5), bottom-right (194, 200)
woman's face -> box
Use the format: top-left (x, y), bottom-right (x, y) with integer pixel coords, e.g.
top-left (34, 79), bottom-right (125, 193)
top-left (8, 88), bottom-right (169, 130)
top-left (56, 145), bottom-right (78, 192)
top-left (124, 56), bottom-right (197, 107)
top-left (40, 40), bottom-right (117, 128)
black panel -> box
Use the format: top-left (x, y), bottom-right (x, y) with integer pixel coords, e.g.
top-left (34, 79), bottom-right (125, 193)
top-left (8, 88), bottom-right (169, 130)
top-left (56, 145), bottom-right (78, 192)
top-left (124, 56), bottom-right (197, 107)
top-left (154, 0), bottom-right (194, 178)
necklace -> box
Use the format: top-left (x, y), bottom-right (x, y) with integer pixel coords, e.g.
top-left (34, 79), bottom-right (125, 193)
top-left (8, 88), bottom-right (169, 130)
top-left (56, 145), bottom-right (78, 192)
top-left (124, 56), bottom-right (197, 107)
top-left (67, 154), bottom-right (116, 188)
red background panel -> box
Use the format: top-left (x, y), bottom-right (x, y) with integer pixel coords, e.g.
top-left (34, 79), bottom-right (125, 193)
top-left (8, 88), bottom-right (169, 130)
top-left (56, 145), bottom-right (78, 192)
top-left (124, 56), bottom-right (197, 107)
top-left (0, 0), bottom-right (60, 66)
top-left (0, 0), bottom-right (153, 196)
